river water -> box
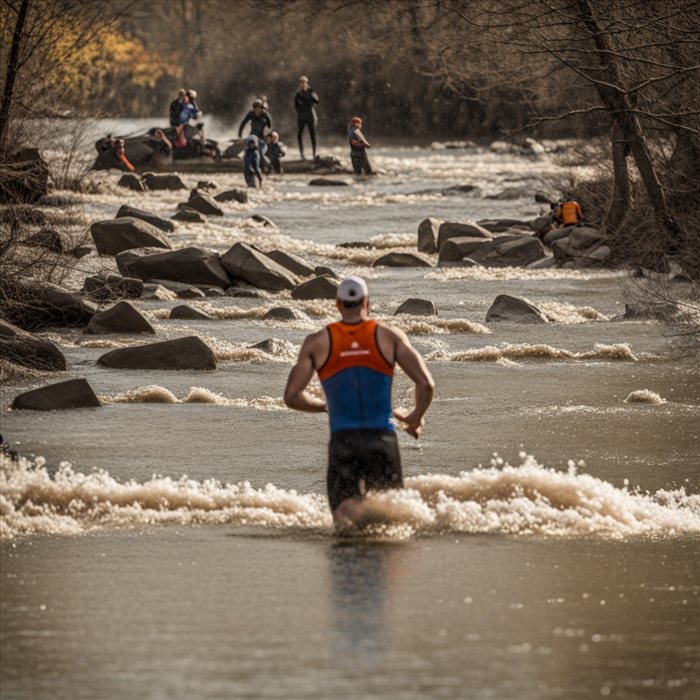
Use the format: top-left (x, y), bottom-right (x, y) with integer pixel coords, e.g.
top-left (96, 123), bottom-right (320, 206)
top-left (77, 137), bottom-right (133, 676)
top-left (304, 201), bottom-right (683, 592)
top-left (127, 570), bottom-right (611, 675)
top-left (1, 134), bottom-right (699, 699)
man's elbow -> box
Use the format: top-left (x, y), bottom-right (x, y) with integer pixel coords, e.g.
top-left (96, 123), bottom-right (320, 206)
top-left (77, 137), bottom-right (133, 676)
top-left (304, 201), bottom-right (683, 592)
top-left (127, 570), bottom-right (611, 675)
top-left (417, 374), bottom-right (435, 393)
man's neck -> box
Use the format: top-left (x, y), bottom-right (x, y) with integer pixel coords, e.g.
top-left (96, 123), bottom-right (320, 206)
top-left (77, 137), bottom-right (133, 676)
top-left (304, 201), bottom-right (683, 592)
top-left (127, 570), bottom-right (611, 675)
top-left (339, 311), bottom-right (368, 324)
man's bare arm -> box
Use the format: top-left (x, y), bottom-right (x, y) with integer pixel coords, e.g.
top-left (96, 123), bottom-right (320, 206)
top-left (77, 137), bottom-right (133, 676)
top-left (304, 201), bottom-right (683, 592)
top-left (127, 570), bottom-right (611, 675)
top-left (283, 334), bottom-right (327, 413)
top-left (387, 326), bottom-right (435, 438)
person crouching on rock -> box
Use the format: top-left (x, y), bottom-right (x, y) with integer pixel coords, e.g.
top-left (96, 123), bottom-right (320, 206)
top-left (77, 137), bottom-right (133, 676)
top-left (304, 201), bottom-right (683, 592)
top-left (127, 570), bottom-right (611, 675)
top-left (348, 116), bottom-right (373, 175)
top-left (243, 135), bottom-right (263, 190)
top-left (555, 194), bottom-right (584, 228)
top-left (265, 131), bottom-right (286, 174)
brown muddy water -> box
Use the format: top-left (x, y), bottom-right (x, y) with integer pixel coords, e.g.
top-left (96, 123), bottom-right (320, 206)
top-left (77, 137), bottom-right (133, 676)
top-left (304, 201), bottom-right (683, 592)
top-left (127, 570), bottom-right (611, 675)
top-left (1, 137), bottom-right (699, 699)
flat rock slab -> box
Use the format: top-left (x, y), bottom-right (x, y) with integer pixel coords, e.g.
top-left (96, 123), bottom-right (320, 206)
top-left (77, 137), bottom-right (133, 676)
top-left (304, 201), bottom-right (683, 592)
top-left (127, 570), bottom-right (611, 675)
top-left (97, 336), bottom-right (216, 370)
top-left (483, 236), bottom-right (546, 267)
top-left (291, 276), bottom-right (338, 300)
top-left (116, 205), bottom-right (175, 232)
top-left (116, 247), bottom-right (231, 289)
top-left (12, 378), bottom-right (101, 411)
top-left (372, 252), bottom-right (431, 268)
top-left (438, 236), bottom-right (490, 263)
top-left (0, 320), bottom-right (66, 371)
top-left (437, 221), bottom-right (492, 249)
top-left (91, 217), bottom-right (173, 256)
top-left (394, 298), bottom-right (437, 316)
top-left (485, 294), bottom-right (548, 324)
top-left (85, 301), bottom-right (155, 335)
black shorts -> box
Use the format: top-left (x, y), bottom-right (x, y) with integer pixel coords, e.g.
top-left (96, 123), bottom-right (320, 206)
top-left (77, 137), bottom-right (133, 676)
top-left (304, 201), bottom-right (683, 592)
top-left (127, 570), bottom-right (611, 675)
top-left (327, 429), bottom-right (403, 511)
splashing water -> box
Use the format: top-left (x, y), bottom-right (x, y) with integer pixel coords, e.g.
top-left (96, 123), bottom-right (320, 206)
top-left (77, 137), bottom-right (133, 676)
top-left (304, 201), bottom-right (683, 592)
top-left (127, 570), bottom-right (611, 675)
top-left (426, 342), bottom-right (639, 362)
top-left (2, 453), bottom-right (698, 540)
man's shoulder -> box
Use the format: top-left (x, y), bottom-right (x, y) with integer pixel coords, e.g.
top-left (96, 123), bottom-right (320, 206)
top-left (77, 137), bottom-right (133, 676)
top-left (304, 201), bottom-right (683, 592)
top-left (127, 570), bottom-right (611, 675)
top-left (375, 320), bottom-right (405, 341)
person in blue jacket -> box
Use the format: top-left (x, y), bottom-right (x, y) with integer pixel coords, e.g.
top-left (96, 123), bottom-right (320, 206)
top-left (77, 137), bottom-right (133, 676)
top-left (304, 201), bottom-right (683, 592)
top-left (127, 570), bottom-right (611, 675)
top-left (243, 135), bottom-right (263, 189)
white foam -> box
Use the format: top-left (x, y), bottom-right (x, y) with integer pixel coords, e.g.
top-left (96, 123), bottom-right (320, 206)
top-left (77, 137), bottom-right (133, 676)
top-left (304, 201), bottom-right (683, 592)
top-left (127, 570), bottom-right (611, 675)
top-left (426, 268), bottom-right (622, 282)
top-left (625, 390), bottom-right (667, 405)
top-left (2, 453), bottom-right (698, 540)
top-left (427, 342), bottom-right (639, 362)
top-left (537, 301), bottom-right (609, 323)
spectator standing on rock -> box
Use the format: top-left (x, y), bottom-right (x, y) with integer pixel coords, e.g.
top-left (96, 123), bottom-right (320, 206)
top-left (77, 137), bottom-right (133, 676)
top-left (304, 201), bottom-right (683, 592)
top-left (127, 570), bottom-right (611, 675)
top-left (294, 75), bottom-right (319, 160)
top-left (169, 88), bottom-right (186, 128)
top-left (348, 116), bottom-right (372, 175)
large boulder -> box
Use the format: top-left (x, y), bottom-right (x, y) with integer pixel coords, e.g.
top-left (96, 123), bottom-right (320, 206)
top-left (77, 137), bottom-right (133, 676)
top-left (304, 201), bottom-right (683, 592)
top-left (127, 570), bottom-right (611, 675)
top-left (221, 242), bottom-right (299, 291)
top-left (116, 247), bottom-right (231, 289)
top-left (184, 191), bottom-right (224, 216)
top-left (482, 236), bottom-right (546, 267)
top-left (543, 226), bottom-right (575, 245)
top-left (0, 319), bottom-right (66, 370)
top-left (12, 378), bottom-right (101, 411)
top-left (485, 294), bottom-right (548, 324)
top-left (142, 173), bottom-right (187, 191)
top-left (551, 237), bottom-right (574, 262)
top-left (85, 301), bottom-right (155, 335)
top-left (438, 236), bottom-right (491, 263)
top-left (90, 217), bottom-right (173, 256)
top-left (394, 299), bottom-right (437, 316)
top-left (417, 218), bottom-right (441, 254)
top-left (568, 226), bottom-right (607, 252)
top-left (117, 173), bottom-right (146, 192)
top-left (116, 205), bottom-right (175, 232)
top-left (214, 188), bottom-right (248, 204)
top-left (291, 276), bottom-right (339, 300)
top-left (584, 244), bottom-right (611, 262)
top-left (265, 250), bottom-right (315, 277)
top-left (372, 252), bottom-right (431, 268)
top-left (97, 336), bottom-right (216, 370)
top-left (0, 149), bottom-right (49, 204)
top-left (82, 273), bottom-right (144, 301)
top-left (172, 207), bottom-right (207, 223)
top-left (437, 221), bottom-right (492, 249)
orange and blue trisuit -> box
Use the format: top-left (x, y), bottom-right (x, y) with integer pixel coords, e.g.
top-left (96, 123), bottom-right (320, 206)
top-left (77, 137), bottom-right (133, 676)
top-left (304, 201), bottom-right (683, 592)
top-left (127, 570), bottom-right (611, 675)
top-left (318, 319), bottom-right (403, 511)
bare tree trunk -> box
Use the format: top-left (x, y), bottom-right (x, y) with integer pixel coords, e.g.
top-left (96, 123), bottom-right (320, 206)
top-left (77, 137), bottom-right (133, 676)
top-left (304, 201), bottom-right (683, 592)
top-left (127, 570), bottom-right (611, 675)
top-left (576, 0), bottom-right (683, 246)
top-left (605, 119), bottom-right (631, 233)
top-left (0, 0), bottom-right (31, 154)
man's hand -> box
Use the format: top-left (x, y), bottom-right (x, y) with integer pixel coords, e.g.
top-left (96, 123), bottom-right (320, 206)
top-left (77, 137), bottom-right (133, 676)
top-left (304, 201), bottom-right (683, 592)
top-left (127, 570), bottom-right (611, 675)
top-left (393, 408), bottom-right (424, 439)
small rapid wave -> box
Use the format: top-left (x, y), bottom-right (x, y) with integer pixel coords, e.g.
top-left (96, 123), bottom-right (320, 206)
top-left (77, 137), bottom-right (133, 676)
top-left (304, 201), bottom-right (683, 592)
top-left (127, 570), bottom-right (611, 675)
top-left (426, 268), bottom-right (621, 282)
top-left (98, 385), bottom-right (285, 409)
top-left (390, 316), bottom-right (490, 335)
top-left (537, 301), bottom-right (609, 323)
top-left (625, 389), bottom-right (667, 405)
top-left (0, 359), bottom-right (49, 383)
top-left (2, 454), bottom-right (698, 540)
top-left (426, 342), bottom-right (639, 363)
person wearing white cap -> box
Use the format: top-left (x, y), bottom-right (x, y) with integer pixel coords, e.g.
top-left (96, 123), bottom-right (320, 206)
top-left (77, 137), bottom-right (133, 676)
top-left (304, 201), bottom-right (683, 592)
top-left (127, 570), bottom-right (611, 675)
top-left (284, 276), bottom-right (434, 527)
top-left (294, 75), bottom-right (320, 159)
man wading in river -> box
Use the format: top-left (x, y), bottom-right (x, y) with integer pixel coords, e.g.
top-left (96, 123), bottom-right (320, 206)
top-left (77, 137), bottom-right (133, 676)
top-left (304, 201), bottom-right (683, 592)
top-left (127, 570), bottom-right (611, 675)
top-left (284, 276), bottom-right (435, 527)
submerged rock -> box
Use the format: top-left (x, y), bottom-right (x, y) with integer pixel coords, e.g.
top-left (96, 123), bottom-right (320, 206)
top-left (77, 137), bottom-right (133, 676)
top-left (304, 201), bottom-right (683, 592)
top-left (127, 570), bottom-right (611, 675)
top-left (485, 294), bottom-right (548, 324)
top-left (309, 178), bottom-right (350, 186)
top-left (85, 301), bottom-right (155, 335)
top-left (214, 188), bottom-right (248, 204)
top-left (12, 378), bottom-right (101, 411)
top-left (117, 173), bottom-right (146, 192)
top-left (394, 299), bottom-right (437, 316)
top-left (142, 173), bottom-right (187, 191)
top-left (372, 252), bottom-right (431, 268)
top-left (97, 336), bottom-right (216, 370)
top-left (170, 305), bottom-right (213, 320)
top-left (263, 306), bottom-right (308, 321)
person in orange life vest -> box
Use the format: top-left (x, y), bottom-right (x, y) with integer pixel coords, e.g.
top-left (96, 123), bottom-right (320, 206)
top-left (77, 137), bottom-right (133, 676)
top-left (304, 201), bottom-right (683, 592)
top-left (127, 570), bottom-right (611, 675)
top-left (284, 276), bottom-right (435, 528)
top-left (348, 116), bottom-right (373, 175)
top-left (555, 195), bottom-right (584, 227)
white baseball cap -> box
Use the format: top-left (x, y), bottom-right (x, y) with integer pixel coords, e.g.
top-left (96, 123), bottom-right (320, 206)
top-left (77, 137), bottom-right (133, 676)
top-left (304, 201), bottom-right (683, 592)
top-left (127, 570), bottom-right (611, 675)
top-left (337, 276), bottom-right (368, 302)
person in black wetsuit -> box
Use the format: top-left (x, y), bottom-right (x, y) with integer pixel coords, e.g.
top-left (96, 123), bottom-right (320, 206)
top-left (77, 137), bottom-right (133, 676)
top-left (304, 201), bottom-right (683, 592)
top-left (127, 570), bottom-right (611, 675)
top-left (294, 75), bottom-right (319, 160)
top-left (239, 100), bottom-right (271, 162)
top-left (283, 276), bottom-right (434, 528)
